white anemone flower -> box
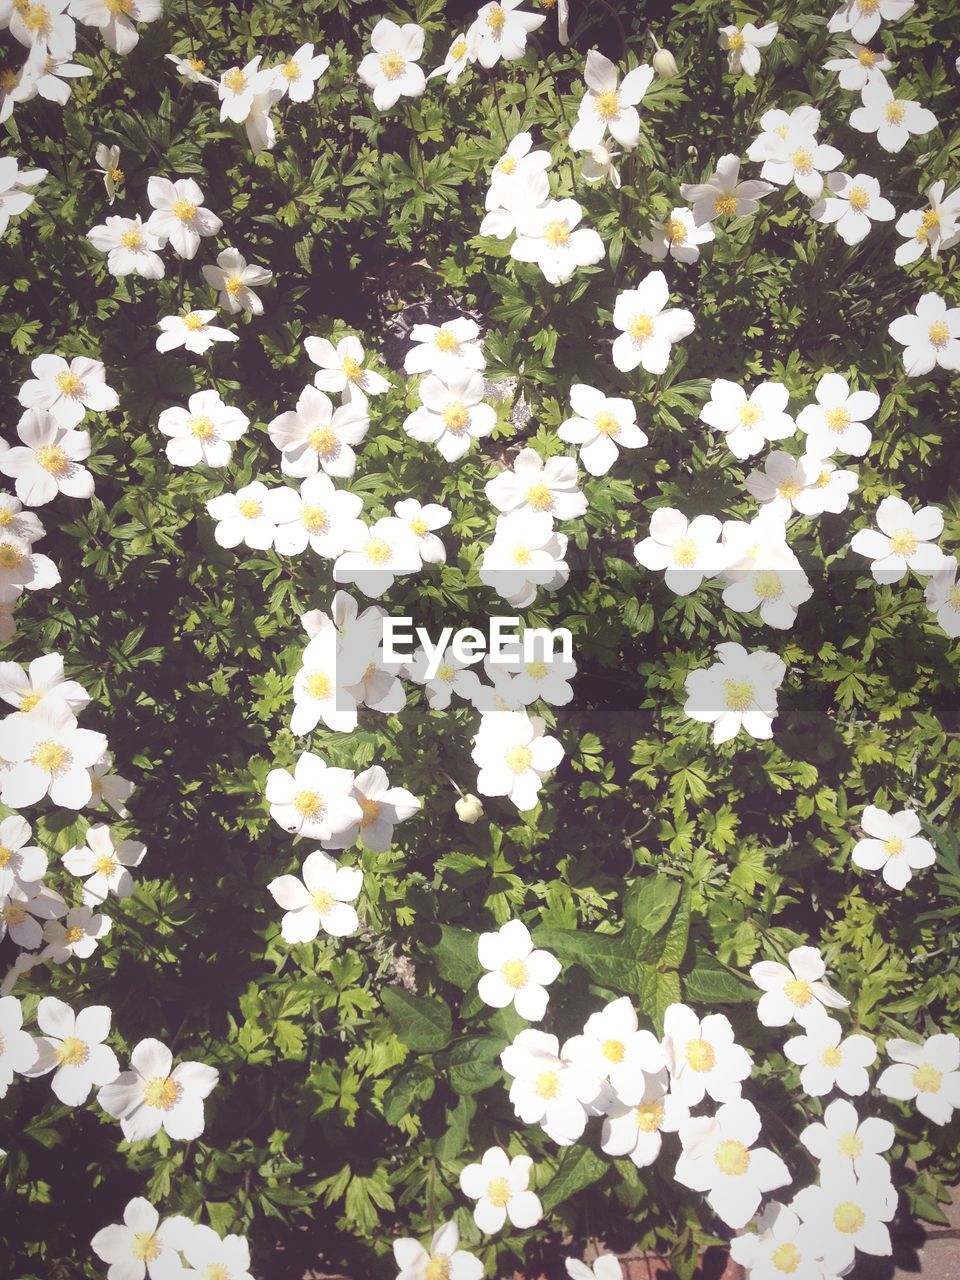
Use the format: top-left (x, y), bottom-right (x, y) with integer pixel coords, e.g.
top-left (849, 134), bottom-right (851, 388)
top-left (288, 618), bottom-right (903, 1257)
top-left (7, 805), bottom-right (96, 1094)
top-left (0, 532), bottom-right (59, 605)
top-left (699, 378), bottom-right (795, 460)
top-left (828, 0), bottom-right (914, 43)
top-left (158, 389), bottom-right (249, 470)
top-left (466, 1), bottom-right (545, 69)
top-left (600, 1071), bottom-right (689, 1167)
top-left (481, 133), bottom-right (551, 235)
top-left (791, 1164), bottom-right (897, 1272)
top-left (0, 814), bottom-right (47, 896)
top-left (394, 498), bottom-right (450, 563)
top-left (479, 512), bottom-right (568, 608)
top-left (21, 997), bottom-right (119, 1105)
top-left (810, 172), bottom-right (895, 245)
top-left (393, 1220), bottom-right (483, 1280)
top-left (459, 1146), bottom-right (543, 1233)
top-left (358, 19), bottom-right (426, 110)
top-left (291, 628), bottom-right (359, 736)
top-left (558, 384), bottom-right (646, 477)
top-left (97, 1038), bottom-right (219, 1142)
top-left (268, 849), bottom-right (362, 941)
top-left (746, 106), bottom-right (844, 200)
top-left (156, 309), bottom-right (237, 355)
top-left (568, 49), bottom-right (654, 151)
top-left (800, 1098), bottom-right (895, 1181)
top-left (796, 372), bottom-right (878, 458)
top-left (174, 1223), bottom-right (254, 1280)
top-left (275, 473), bottom-right (365, 560)
top-left (611, 270), bottom-right (695, 374)
top-left (639, 207), bottom-right (715, 263)
top-left (428, 32), bottom-right (472, 84)
top-left (90, 1198), bottom-right (186, 1280)
top-left (477, 918), bottom-right (560, 1020)
top-left (925, 562), bottom-right (960, 637)
top-left (326, 765), bottom-right (421, 853)
top-left (218, 56), bottom-right (275, 124)
top-left (562, 996), bottom-right (665, 1103)
top-left (1, 880), bottom-right (65, 949)
top-left (784, 1016), bottom-right (878, 1096)
top-left (86, 752), bottom-right (135, 818)
top-left (0, 650), bottom-right (88, 719)
top-left (849, 78), bottom-right (937, 152)
top-left (745, 451), bottom-right (853, 520)
top-left (201, 246), bottom-right (273, 316)
top-left (70, 0), bottom-right (161, 54)
top-left (62, 824), bottom-right (146, 905)
top-left (750, 946), bottom-right (850, 1028)
top-left (8, 0), bottom-right (75, 56)
top-left (0, 492), bottom-right (45, 546)
top-left (680, 153), bottom-right (774, 226)
top-left (0, 995), bottom-right (39, 1096)
top-left (145, 176), bottom-right (222, 260)
top-left (333, 516), bottom-right (422, 599)
top-left (730, 1202), bottom-right (831, 1280)
top-left (0, 409), bottom-right (92, 507)
top-left (888, 292), bottom-right (960, 376)
top-left (675, 1099), bottom-right (790, 1229)
top-left (578, 142), bottom-right (622, 189)
top-left (851, 805), bottom-right (936, 889)
top-left (206, 481), bottom-right (300, 552)
top-left (485, 448), bottom-right (587, 520)
top-left (18, 353), bottom-right (118, 429)
top-left (165, 53), bottom-right (217, 86)
top-left (718, 22), bottom-right (778, 75)
top-left (566, 1257), bottom-right (625, 1280)
top-left (471, 710), bottom-right (563, 812)
top-left (403, 369), bottom-right (496, 462)
top-left (895, 181), bottom-right (960, 265)
top-left (500, 1027), bottom-right (601, 1145)
top-left (306, 334), bottom-right (391, 404)
top-left (824, 41), bottom-right (893, 89)
top-left (634, 509), bottom-right (723, 596)
top-left (683, 641), bottom-right (786, 744)
top-left (87, 214), bottom-right (165, 278)
top-left (42, 904), bottom-right (110, 961)
top-left (0, 704), bottom-right (107, 808)
top-left (271, 43), bottom-right (330, 101)
top-left (242, 85), bottom-right (283, 155)
top-left (510, 197), bottom-right (605, 285)
top-left (850, 495), bottom-right (947, 583)
top-left (268, 385), bottom-right (370, 479)
top-left (661, 1004), bottom-right (754, 1106)
top-left (497, 644), bottom-right (576, 707)
top-left (720, 518), bottom-right (813, 630)
top-left (877, 1033), bottom-right (960, 1125)
top-left (265, 751), bottom-right (361, 843)
top-left (404, 317), bottom-right (486, 379)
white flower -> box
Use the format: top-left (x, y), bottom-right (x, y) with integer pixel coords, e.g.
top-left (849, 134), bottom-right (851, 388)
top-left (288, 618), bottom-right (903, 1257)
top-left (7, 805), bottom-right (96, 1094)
top-left (498, 644), bottom-right (576, 708)
top-left (327, 765), bottom-right (421, 853)
top-left (87, 214), bottom-right (165, 278)
top-left (477, 918), bottom-right (560, 1020)
top-left (750, 946), bottom-right (850, 1028)
top-left (21, 996), bottom-right (119, 1105)
top-left (90, 1198), bottom-right (186, 1280)
top-left (458, 1146), bottom-right (543, 1233)
top-left (467, 1), bottom-right (545, 69)
top-left (634, 509), bottom-right (723, 596)
top-left (0, 492), bottom-right (45, 546)
top-left (730, 1202), bottom-right (830, 1280)
top-left (895, 180), bottom-right (960, 265)
top-left (268, 849), bottom-right (362, 942)
top-left (785, 1016), bottom-right (877, 1096)
top-left (206, 481), bottom-right (300, 552)
top-left (701, 378), bottom-right (796, 461)
top-left (486, 448), bottom-right (586, 521)
top-left (810, 172), bottom-right (895, 245)
top-left (828, 0), bottom-right (915, 46)
top-left (358, 19), bottom-right (426, 110)
top-left (568, 49), bottom-right (654, 151)
top-left (0, 814), bottom-right (47, 896)
top-left (62, 824), bottom-right (146, 905)
top-left (8, 0), bottom-right (75, 56)
top-left (479, 512), bottom-right (568, 608)
top-left (275, 473), bottom-right (365, 559)
top-left (680, 153), bottom-right (774, 226)
top-left (662, 1004), bottom-right (753, 1107)
top-left (0, 531), bottom-right (59, 605)
top-left (18, 353), bottom-right (118, 429)
top-left (70, 0), bottom-right (161, 55)
top-left (719, 22), bottom-right (778, 76)
top-left (745, 451), bottom-right (856, 520)
top-left (563, 996), bottom-right (665, 1103)
top-left (0, 704), bottom-right (107, 808)
top-left (675, 1099), bottom-right (790, 1229)
top-left (333, 515), bottom-right (422, 599)
top-left (557, 384), bottom-right (647, 476)
top-left (481, 133), bottom-right (551, 236)
top-left (578, 142), bottom-right (622, 189)
top-left (404, 317), bottom-right (486, 379)
top-left (720, 516), bottom-right (813, 630)
top-left (510, 197), bottom-right (605, 285)
top-left (97, 1037), bottom-right (219, 1142)
top-left (393, 1220), bottom-right (483, 1280)
top-left (173, 1223), bottom-right (254, 1280)
top-left (1, 880), bottom-right (65, 949)
top-left (824, 40), bottom-right (893, 90)
top-left (612, 270), bottom-right (695, 374)
top-left (265, 753), bottom-right (361, 843)
top-left (272, 43), bottom-right (329, 101)
top-left (791, 1164), bottom-right (897, 1271)
top-left (428, 32), bottom-right (472, 84)
top-left (201, 246), bottom-right (272, 315)
top-left (268, 385), bottom-right (370, 479)
top-left (877, 1033), bottom-right (960, 1125)
top-left (501, 1027), bottom-right (601, 1145)
top-left (42, 903), bottom-right (110, 961)
top-left (850, 495), bottom-right (947, 583)
top-left (165, 52), bottom-right (216, 86)
top-left (403, 369), bottom-right (496, 462)
top-left (0, 409), bottom-right (92, 507)
top-left (888, 292), bottom-right (960, 376)
top-left (851, 805), bottom-right (935, 889)
top-left (849, 78), bottom-right (937, 152)
top-left (405, 644), bottom-right (483, 710)
top-left (600, 1071), bottom-right (688, 1167)
top-left (290, 626), bottom-right (358, 736)
top-left (145, 176), bottom-right (221, 260)
top-left (800, 1098), bottom-right (895, 1181)
top-left (565, 1258), bottom-right (637, 1280)
top-left (0, 650), bottom-right (88, 720)
top-left (156, 309), bottom-right (237, 355)
top-left (746, 105), bottom-right (843, 200)
top-left (86, 752), bottom-right (135, 818)
top-left (683, 642), bottom-right (786, 745)
top-left (0, 156), bottom-right (46, 238)
top-left (242, 85), bottom-right (283, 155)
top-left (0, 995), bottom-right (38, 1097)
top-left (218, 56), bottom-right (275, 124)
top-left (639, 206), bottom-right (714, 263)
top-left (471, 710), bottom-right (563, 812)
top-left (158, 389), bottom-right (249, 470)
top-left (306, 334), bottom-right (390, 404)
top-left (796, 371), bottom-right (878, 458)
top-left (925, 561), bottom-right (960, 637)
top-left (394, 498), bottom-right (450, 563)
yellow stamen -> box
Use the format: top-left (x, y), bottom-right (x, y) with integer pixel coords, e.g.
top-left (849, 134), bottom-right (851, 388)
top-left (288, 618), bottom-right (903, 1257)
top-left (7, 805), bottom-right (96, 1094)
top-left (832, 1202), bottom-right (865, 1234)
top-left (502, 959), bottom-right (528, 988)
top-left (505, 744), bottom-right (532, 773)
top-left (714, 1139), bottom-right (750, 1176)
top-left (685, 1038), bottom-right (715, 1072)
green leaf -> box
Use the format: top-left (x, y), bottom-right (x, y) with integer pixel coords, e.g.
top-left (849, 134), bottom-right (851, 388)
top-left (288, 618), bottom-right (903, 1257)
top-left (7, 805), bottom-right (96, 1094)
top-left (382, 1063), bottom-right (435, 1124)
top-left (442, 1037), bottom-right (505, 1096)
top-left (623, 875), bottom-right (681, 935)
top-left (541, 1144), bottom-right (608, 1213)
top-left (381, 987), bottom-right (453, 1052)
top-left (682, 955), bottom-right (755, 1005)
top-left (533, 927), bottom-right (642, 993)
top-left (429, 924), bottom-right (483, 990)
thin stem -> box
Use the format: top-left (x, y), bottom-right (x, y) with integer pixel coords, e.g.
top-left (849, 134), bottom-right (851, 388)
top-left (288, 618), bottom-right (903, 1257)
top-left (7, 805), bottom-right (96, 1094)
top-left (593, 0), bottom-right (629, 62)
top-left (490, 73), bottom-right (508, 142)
top-left (405, 103), bottom-right (426, 186)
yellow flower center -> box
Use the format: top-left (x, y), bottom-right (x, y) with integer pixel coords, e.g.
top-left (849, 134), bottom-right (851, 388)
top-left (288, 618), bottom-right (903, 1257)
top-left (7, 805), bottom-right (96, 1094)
top-left (93, 854), bottom-right (118, 877)
top-left (858, 48), bottom-right (878, 65)
top-left (629, 314), bottom-right (654, 342)
top-left (496, 155), bottom-right (517, 174)
top-left (754, 570), bottom-right (783, 601)
top-left (204, 1267), bottom-right (230, 1280)
top-left (20, 690), bottom-right (43, 711)
top-left (949, 584), bottom-right (960, 609)
top-left (182, 311), bottom-right (206, 331)
top-left (282, 59), bottom-right (301, 80)
top-left (55, 1036), bottom-right (90, 1066)
top-left (714, 1139), bottom-right (750, 1176)
top-left (442, 403), bottom-right (469, 432)
top-left (771, 1243), bottom-right (801, 1274)
top-left (838, 1132), bottom-right (864, 1158)
top-left (543, 219), bottom-right (570, 246)
top-left (2, 903), bottom-right (27, 925)
top-left (847, 185), bottom-right (870, 212)
top-left (131, 1233), bottom-right (161, 1263)
top-left (32, 741), bottom-right (69, 773)
top-left (884, 835), bottom-right (904, 856)
top-left (602, 1038), bottom-right (625, 1063)
top-left (341, 355), bottom-right (363, 382)
top-left (294, 790), bottom-right (325, 818)
top-left (143, 1075), bottom-right (182, 1110)
top-left (822, 1045), bottom-right (843, 1068)
top-left (635, 1101), bottom-right (665, 1132)
top-left (832, 1201), bottom-right (865, 1234)
top-left (105, 0), bottom-right (132, 13)
top-left (379, 51), bottom-right (406, 79)
top-left (889, 529), bottom-right (917, 557)
top-left (920, 209), bottom-right (940, 233)
top-left (526, 483), bottom-right (553, 512)
top-left (224, 68), bottom-right (247, 92)
top-left (714, 194), bottom-right (738, 216)
top-left (487, 1175), bottom-right (511, 1206)
top-left (534, 1069), bottom-right (561, 1098)
top-left (665, 217), bottom-right (688, 244)
top-left (685, 1038), bottom-right (716, 1072)
top-left (65, 925), bottom-right (85, 943)
top-left (0, 543), bottom-right (24, 569)
top-left (55, 370), bottom-right (83, 397)
top-left (928, 320), bottom-right (950, 347)
top-left (410, 517), bottom-right (429, 536)
top-left (109, 167), bottom-right (124, 184)
top-left (434, 329), bottom-right (460, 353)
top-left (723, 679), bottom-right (754, 712)
top-left (738, 402), bottom-right (761, 427)
top-left (365, 537), bottom-right (392, 564)
top-left (825, 406), bottom-right (850, 432)
top-left (0, 846), bottom-right (10, 868)
top-left (0, 509), bottom-right (12, 527)
top-left (120, 226), bottom-right (145, 249)
top-left (358, 797), bottom-right (381, 828)
top-left (527, 660), bottom-right (548, 679)
top-left (188, 58), bottom-right (206, 71)
top-left (305, 672), bottom-right (333, 700)
top-left (502, 958), bottom-right (529, 988)
top-left (505, 744), bottom-right (532, 773)
top-left (791, 147), bottom-right (812, 172)
top-left (310, 888), bottom-right (335, 914)
top-left (171, 198), bottom-right (197, 222)
top-left (487, 4), bottom-right (506, 32)
top-left (425, 1258), bottom-right (450, 1280)
top-left (238, 498), bottom-right (262, 519)
top-left (594, 411), bottom-right (620, 436)
top-left (0, 69), bottom-right (18, 91)
top-left (36, 444), bottom-right (69, 476)
top-left (190, 416), bottom-right (216, 441)
top-left (784, 977), bottom-right (814, 1007)
top-left (224, 276), bottom-right (244, 296)
top-left (885, 101), bottom-right (905, 123)
top-left (437, 663), bottom-right (455, 682)
top-left (912, 1063), bottom-right (943, 1093)
top-left (727, 30), bottom-right (745, 51)
top-left (308, 427), bottom-right (338, 456)
top-left (301, 505), bottom-right (329, 534)
top-left (451, 38), bottom-right (468, 60)
top-left (778, 477), bottom-right (802, 499)
top-left (512, 545), bottom-right (532, 566)
top-left (594, 89), bottom-right (620, 121)
top-left (857, 0), bottom-right (880, 11)
top-left (23, 5), bottom-right (52, 34)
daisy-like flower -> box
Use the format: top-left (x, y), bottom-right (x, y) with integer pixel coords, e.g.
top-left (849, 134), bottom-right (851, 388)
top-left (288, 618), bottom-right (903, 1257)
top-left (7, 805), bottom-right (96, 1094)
top-left (0, 492), bottom-right (44, 546)
top-left (699, 379), bottom-right (795, 460)
top-left (510, 197), bottom-right (605, 285)
top-left (481, 132), bottom-right (551, 236)
top-left (747, 106), bottom-right (844, 200)
top-left (0, 532), bottom-right (59, 606)
top-left (849, 78), bottom-right (937, 152)
top-left (8, 0), bottom-right (75, 56)
top-left (268, 385), bottom-right (370, 478)
top-left (70, 0), bottom-right (161, 55)
top-left (333, 516), bottom-right (422, 599)
top-left (925, 561), bottom-right (960, 637)
top-left (156, 309), bottom-right (236, 355)
top-left (466, 1), bottom-right (545, 69)
top-left (393, 1221), bottom-right (483, 1280)
top-left (86, 752), bottom-right (135, 818)
top-left (578, 142), bottom-right (622, 189)
top-left (501, 1028), bottom-right (602, 1146)
top-left (274, 473), bottom-right (365, 560)
top-left (86, 214), bottom-right (165, 278)
top-left (611, 270), bottom-right (695, 376)
top-left (306, 334), bottom-right (391, 404)
top-left (206, 480), bottom-right (300, 552)
top-left (720, 518), bottom-right (813, 630)
top-left (477, 918), bottom-right (560, 1020)
top-left (0, 814), bottom-right (47, 895)
top-left (485, 448), bottom-right (587, 520)
top-left (792, 1164), bottom-right (897, 1271)
top-left (730, 1202), bottom-right (831, 1280)
top-left (680, 153), bottom-right (774, 226)
top-left (428, 31), bottom-right (472, 84)
top-left (850, 495), bottom-right (947, 583)
top-left (0, 703), bottom-right (107, 809)
top-left (0, 409), bottom-right (92, 507)
top-left (811, 171), bottom-right (895, 245)
top-left (800, 1098), bottom-right (895, 1181)
top-left (662, 1004), bottom-right (754, 1107)
top-left (877, 1033), bottom-right (960, 1125)
top-left (242, 83), bottom-right (283, 156)
top-left (888, 292), bottom-right (960, 376)
top-left (145, 176), bottom-right (221, 260)
top-left (851, 805), bottom-right (936, 890)
top-left (201, 246), bottom-right (272, 316)
top-left (91, 1198), bottom-right (186, 1280)
top-left (405, 644), bottom-right (483, 709)
top-left (1, 880), bottom-right (65, 949)
top-left (22, 997), bottom-right (119, 1105)
top-left (563, 996), bottom-right (665, 1103)
top-left (0, 995), bottom-right (38, 1096)
top-left (746, 452), bottom-right (832, 520)
top-left (290, 626), bottom-right (358, 736)
top-left (171, 1224), bottom-right (254, 1280)
top-left (498, 643), bottom-right (576, 707)
top-left (62, 824), bottom-right (146, 905)
top-left (796, 371), bottom-right (878, 458)
top-left (327, 765), bottom-right (421, 853)
top-left (718, 22), bottom-right (778, 76)
top-left (98, 1039), bottom-right (218, 1142)
top-left (165, 52), bottom-right (217, 86)
top-left (785, 1016), bottom-right (877, 1096)
top-left (358, 19), bottom-right (426, 110)
top-left (267, 849), bottom-right (362, 942)
top-left (750, 946), bottom-right (850, 1028)
top-left (459, 1146), bottom-right (543, 1233)
top-left (824, 40), bottom-right (893, 90)
top-left (683, 642), bottom-right (786, 745)
top-left (218, 55), bottom-right (275, 124)
top-left (18, 353), bottom-right (118, 429)
top-left (639, 206), bottom-right (715, 263)
top-left (480, 512), bottom-right (568, 608)
top-left (41, 903), bottom-right (110, 961)
top-left (828, 0), bottom-right (915, 46)
top-left (895, 180), bottom-right (960, 266)
top-left (394, 498), bottom-right (450, 564)
top-left (568, 49), bottom-right (654, 151)
top-left (271, 43), bottom-right (329, 101)
top-left (675, 1099), bottom-right (791, 1229)
top-left (601, 1070), bottom-right (688, 1167)
top-left (265, 751), bottom-right (362, 843)
top-left (471, 710), bottom-right (563, 812)
top-left (634, 509), bottom-right (723, 596)
top-left (403, 369), bottom-right (496, 462)
top-left (158, 389), bottom-right (249, 470)
top-left (0, 650), bottom-right (88, 719)
top-left (404, 317), bottom-right (486, 379)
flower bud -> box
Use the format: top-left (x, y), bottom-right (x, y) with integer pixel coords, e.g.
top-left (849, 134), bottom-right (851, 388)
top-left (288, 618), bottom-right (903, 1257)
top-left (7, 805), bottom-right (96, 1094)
top-left (653, 48), bottom-right (679, 79)
top-left (455, 793), bottom-right (484, 824)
